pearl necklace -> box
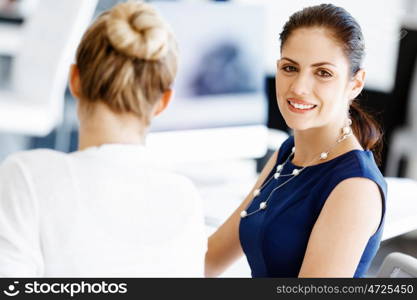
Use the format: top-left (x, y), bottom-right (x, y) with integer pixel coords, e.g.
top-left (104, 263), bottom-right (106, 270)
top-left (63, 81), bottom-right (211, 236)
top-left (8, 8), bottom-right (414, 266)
top-left (240, 120), bottom-right (353, 219)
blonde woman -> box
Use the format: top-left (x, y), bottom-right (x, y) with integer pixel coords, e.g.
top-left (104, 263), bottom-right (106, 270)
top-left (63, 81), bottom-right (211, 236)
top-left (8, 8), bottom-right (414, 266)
top-left (0, 1), bottom-right (206, 277)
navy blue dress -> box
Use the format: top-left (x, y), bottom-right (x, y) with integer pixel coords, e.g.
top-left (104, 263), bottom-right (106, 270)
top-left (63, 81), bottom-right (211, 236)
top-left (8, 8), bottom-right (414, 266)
top-left (239, 136), bottom-right (387, 277)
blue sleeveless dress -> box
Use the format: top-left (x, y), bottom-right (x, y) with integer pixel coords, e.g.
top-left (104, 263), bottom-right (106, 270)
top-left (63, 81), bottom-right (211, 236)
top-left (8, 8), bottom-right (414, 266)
top-left (239, 136), bottom-right (387, 277)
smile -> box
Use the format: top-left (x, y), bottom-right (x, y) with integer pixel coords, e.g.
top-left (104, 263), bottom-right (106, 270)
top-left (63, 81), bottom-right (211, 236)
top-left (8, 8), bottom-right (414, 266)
top-left (287, 100), bottom-right (317, 113)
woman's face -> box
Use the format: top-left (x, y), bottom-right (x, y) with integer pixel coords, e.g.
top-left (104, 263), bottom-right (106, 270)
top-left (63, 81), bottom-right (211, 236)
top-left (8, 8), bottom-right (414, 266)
top-left (276, 27), bottom-right (360, 131)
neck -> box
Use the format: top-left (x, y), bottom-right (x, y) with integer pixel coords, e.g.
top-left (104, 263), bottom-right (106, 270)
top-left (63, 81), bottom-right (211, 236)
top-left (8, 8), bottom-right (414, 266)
top-left (291, 119), bottom-right (361, 167)
top-left (78, 102), bottom-right (146, 151)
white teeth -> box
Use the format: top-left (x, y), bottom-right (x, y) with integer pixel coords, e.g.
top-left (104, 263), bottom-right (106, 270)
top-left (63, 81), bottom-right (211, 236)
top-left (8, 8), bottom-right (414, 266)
top-left (289, 101), bottom-right (315, 110)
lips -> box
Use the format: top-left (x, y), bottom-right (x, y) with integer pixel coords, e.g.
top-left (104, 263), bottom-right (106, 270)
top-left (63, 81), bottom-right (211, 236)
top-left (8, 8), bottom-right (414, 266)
top-left (287, 98), bottom-right (316, 106)
top-left (287, 99), bottom-right (317, 113)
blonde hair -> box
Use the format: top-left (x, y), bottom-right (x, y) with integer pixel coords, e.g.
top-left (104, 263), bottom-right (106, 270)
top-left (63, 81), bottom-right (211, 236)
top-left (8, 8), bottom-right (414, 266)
top-left (75, 1), bottom-right (178, 126)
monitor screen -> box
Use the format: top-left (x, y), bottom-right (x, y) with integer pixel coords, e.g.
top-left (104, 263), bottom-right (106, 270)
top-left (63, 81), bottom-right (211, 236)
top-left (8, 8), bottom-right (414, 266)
top-left (150, 2), bottom-right (267, 132)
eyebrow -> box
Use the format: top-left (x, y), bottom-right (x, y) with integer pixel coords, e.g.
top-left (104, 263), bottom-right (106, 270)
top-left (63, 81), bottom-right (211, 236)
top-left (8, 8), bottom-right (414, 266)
top-left (280, 57), bottom-right (336, 67)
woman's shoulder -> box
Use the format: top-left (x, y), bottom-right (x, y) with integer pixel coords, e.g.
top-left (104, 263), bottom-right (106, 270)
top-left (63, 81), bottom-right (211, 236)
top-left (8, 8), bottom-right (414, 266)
top-left (0, 149), bottom-right (69, 195)
top-left (336, 150), bottom-right (386, 187)
top-left (1, 149), bottom-right (68, 172)
top-left (319, 149), bottom-right (387, 204)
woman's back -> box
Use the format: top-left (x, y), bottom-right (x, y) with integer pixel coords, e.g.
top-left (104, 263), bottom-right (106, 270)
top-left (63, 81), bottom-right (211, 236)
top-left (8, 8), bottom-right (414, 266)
top-left (0, 1), bottom-right (206, 277)
top-left (0, 145), bottom-right (206, 277)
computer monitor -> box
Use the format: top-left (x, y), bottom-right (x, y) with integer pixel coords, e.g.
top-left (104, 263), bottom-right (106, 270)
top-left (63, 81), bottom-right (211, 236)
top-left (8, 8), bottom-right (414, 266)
top-left (146, 2), bottom-right (268, 162)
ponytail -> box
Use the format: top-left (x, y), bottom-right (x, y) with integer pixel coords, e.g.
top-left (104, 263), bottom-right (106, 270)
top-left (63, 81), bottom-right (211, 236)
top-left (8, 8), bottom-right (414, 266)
top-left (349, 101), bottom-right (383, 165)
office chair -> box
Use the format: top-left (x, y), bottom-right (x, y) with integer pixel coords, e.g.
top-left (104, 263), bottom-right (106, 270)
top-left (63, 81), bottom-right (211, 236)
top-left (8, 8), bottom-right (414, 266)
top-left (376, 252), bottom-right (417, 278)
top-left (0, 0), bottom-right (97, 136)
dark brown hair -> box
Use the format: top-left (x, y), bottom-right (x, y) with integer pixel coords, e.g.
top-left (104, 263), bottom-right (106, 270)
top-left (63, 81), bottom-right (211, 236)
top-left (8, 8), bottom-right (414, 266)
top-left (279, 3), bottom-right (383, 165)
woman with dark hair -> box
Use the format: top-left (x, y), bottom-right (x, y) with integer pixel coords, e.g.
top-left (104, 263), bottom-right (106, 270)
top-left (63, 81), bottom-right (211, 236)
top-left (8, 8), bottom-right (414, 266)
top-left (205, 4), bottom-right (386, 278)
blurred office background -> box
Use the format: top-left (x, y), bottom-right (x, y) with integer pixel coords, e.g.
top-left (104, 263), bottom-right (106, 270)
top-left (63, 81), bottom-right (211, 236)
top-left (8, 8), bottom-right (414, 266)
top-left (0, 0), bottom-right (417, 277)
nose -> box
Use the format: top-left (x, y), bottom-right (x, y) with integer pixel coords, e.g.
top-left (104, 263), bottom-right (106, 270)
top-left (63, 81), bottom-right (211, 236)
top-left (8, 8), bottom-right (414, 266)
top-left (289, 71), bottom-right (312, 97)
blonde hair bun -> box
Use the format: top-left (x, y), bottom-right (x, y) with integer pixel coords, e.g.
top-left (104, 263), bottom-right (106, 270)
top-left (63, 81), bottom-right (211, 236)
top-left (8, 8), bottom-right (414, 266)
top-left (106, 1), bottom-right (171, 60)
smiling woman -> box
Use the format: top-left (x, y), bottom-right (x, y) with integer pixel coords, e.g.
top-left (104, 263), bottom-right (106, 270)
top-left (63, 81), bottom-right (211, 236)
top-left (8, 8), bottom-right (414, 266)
top-left (276, 26), bottom-right (357, 134)
top-left (205, 3), bottom-right (387, 278)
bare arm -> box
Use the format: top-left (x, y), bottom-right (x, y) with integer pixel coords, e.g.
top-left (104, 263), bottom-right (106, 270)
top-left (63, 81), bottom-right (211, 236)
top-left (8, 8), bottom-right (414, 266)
top-left (298, 177), bottom-right (383, 277)
top-left (204, 151), bottom-right (279, 277)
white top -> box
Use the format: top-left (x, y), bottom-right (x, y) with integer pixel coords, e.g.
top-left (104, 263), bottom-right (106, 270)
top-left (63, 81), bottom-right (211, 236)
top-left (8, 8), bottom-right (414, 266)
top-left (0, 144), bottom-right (207, 277)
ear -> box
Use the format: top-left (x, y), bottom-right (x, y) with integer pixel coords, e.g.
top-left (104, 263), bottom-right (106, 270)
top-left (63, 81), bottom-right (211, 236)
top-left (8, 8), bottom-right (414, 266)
top-left (69, 64), bottom-right (82, 100)
top-left (153, 90), bottom-right (173, 117)
top-left (348, 69), bottom-right (366, 100)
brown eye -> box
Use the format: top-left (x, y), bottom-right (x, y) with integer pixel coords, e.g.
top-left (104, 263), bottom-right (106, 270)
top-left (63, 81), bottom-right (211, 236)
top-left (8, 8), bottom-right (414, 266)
top-left (317, 69), bottom-right (332, 78)
top-left (281, 65), bottom-right (297, 72)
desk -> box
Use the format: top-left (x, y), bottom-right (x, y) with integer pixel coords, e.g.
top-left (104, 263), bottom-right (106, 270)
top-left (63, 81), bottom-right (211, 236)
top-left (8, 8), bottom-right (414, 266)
top-left (383, 177), bottom-right (417, 240)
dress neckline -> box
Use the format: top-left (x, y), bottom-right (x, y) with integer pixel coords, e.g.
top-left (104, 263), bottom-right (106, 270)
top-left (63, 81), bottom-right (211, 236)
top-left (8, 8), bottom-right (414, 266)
top-left (288, 148), bottom-right (371, 169)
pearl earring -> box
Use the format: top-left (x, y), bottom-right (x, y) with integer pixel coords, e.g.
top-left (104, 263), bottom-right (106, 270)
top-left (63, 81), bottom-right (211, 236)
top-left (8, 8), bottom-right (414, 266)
top-left (342, 118), bottom-right (352, 135)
